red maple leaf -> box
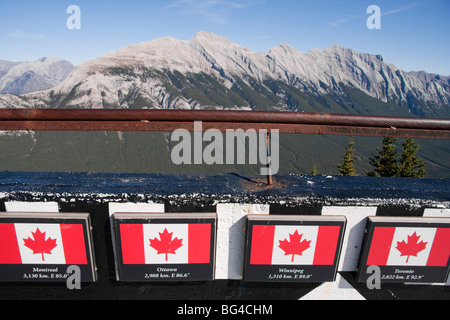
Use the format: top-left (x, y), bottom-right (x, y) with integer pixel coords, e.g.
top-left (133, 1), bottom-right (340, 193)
top-left (149, 228), bottom-right (183, 261)
top-left (23, 228), bottom-right (58, 261)
top-left (396, 232), bottom-right (428, 263)
top-left (278, 230), bottom-right (311, 262)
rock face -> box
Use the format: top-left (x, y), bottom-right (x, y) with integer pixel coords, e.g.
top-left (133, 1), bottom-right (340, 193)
top-left (0, 57), bottom-right (75, 95)
top-left (0, 32), bottom-right (448, 117)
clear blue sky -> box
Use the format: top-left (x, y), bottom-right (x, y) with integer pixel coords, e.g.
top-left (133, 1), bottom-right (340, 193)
top-left (1, 0), bottom-right (449, 75)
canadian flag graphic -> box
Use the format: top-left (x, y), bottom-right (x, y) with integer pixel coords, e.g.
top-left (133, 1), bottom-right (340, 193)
top-left (0, 223), bottom-right (88, 265)
top-left (250, 225), bottom-right (341, 265)
top-left (367, 227), bottom-right (450, 267)
top-left (119, 224), bottom-right (211, 265)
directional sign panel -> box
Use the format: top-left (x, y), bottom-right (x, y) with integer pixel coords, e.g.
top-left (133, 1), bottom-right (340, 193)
top-left (358, 216), bottom-right (450, 284)
top-left (112, 213), bottom-right (217, 282)
top-left (244, 215), bottom-right (346, 282)
top-left (0, 212), bottom-right (97, 282)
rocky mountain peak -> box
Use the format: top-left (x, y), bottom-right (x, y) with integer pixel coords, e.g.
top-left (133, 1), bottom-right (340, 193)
top-left (0, 32), bottom-right (448, 117)
top-left (0, 57), bottom-right (75, 95)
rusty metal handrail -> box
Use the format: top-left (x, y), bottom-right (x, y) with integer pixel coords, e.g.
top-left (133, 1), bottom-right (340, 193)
top-left (0, 109), bottom-right (449, 140)
top-left (1, 108), bottom-right (449, 186)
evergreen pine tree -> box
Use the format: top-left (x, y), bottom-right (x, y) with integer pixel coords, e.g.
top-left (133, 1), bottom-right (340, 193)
top-left (338, 136), bottom-right (358, 176)
top-left (366, 137), bottom-right (398, 177)
top-left (398, 138), bottom-right (427, 178)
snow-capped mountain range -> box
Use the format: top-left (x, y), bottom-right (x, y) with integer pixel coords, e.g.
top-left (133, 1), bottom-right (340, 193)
top-left (0, 32), bottom-right (449, 117)
top-left (0, 57), bottom-right (74, 95)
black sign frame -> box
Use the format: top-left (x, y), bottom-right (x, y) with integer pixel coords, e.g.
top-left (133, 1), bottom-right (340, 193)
top-left (243, 215), bottom-right (346, 283)
top-left (0, 212), bottom-right (97, 283)
top-left (112, 213), bottom-right (217, 282)
top-left (357, 216), bottom-right (450, 284)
